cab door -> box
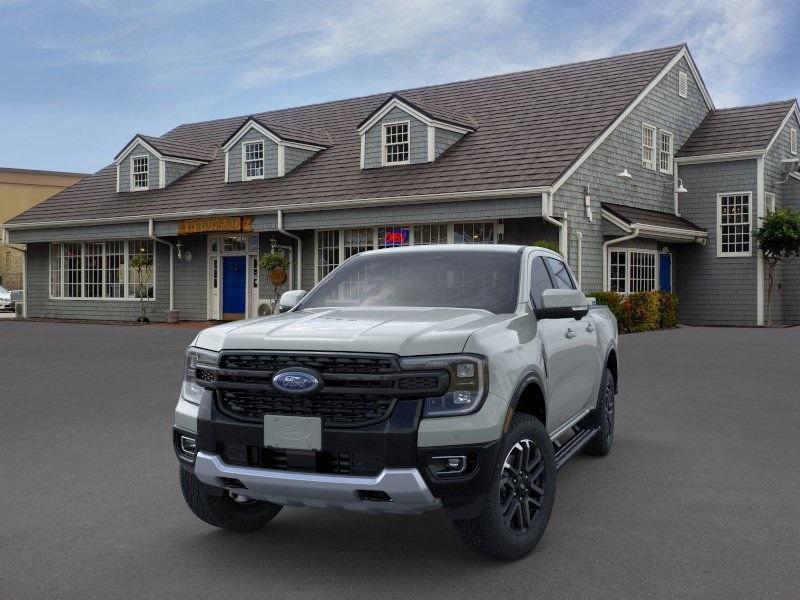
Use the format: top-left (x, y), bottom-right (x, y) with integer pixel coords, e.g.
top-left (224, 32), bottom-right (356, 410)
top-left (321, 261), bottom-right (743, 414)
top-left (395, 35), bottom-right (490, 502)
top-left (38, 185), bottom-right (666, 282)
top-left (531, 255), bottom-right (597, 429)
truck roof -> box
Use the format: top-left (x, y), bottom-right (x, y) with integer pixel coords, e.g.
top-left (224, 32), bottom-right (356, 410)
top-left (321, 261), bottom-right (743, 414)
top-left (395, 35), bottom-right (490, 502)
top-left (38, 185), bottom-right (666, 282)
top-left (360, 243), bottom-right (527, 256)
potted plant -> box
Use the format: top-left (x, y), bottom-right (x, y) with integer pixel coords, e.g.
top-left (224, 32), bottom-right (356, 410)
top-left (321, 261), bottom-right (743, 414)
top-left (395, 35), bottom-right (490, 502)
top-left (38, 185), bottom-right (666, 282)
top-left (259, 252), bottom-right (291, 314)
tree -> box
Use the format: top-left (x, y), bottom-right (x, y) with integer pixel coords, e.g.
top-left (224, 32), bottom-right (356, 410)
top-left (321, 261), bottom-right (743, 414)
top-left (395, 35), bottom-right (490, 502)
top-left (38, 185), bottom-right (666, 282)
top-left (129, 251), bottom-right (154, 323)
top-left (259, 252), bottom-right (291, 314)
top-left (754, 208), bottom-right (800, 326)
top-left (533, 239), bottom-right (561, 255)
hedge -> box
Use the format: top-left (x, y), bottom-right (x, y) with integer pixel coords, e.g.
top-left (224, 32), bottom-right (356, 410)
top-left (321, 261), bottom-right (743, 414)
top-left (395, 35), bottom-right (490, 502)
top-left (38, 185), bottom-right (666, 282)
top-left (589, 290), bottom-right (678, 333)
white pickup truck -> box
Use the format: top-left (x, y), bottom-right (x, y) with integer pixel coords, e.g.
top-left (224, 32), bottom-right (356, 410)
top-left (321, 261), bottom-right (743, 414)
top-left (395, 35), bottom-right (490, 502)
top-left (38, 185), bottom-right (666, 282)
top-left (174, 244), bottom-right (618, 560)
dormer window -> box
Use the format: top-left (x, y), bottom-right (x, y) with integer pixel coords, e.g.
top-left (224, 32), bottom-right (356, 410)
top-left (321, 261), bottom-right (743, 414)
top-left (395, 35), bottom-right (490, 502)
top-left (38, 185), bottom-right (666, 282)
top-left (243, 141), bottom-right (265, 179)
top-left (131, 156), bottom-right (149, 190)
top-left (383, 122), bottom-right (410, 165)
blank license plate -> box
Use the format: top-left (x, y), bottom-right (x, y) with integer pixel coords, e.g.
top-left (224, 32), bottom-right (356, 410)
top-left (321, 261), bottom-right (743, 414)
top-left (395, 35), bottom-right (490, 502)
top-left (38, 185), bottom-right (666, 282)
top-left (264, 415), bottom-right (322, 451)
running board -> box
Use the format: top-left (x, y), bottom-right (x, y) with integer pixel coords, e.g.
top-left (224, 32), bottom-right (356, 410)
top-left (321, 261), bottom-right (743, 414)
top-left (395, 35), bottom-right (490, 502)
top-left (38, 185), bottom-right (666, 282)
top-left (554, 426), bottom-right (600, 470)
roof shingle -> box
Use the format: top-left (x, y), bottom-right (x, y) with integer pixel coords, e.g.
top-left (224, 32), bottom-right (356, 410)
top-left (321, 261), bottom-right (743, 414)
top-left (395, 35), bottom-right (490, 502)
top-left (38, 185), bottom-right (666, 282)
top-left (603, 202), bottom-right (705, 232)
top-left (11, 45), bottom-right (686, 225)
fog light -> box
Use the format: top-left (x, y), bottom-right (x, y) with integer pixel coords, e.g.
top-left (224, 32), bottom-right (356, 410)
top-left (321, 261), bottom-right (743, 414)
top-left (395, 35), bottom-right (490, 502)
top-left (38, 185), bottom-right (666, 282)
top-left (180, 435), bottom-right (197, 456)
top-left (429, 455), bottom-right (467, 476)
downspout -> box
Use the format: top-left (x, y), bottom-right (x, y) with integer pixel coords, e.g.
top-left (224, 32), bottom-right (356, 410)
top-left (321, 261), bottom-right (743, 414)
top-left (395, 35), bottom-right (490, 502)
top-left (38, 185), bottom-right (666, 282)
top-left (576, 231), bottom-right (583, 288)
top-left (277, 209), bottom-right (302, 289)
top-left (148, 219), bottom-right (174, 311)
top-left (673, 161), bottom-right (681, 216)
top-left (602, 228), bottom-right (639, 291)
top-left (541, 192), bottom-right (566, 254)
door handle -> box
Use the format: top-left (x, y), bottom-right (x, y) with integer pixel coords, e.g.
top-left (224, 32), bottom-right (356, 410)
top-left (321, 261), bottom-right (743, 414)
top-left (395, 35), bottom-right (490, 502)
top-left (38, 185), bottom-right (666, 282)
top-left (586, 321), bottom-right (595, 333)
top-left (565, 328), bottom-right (577, 339)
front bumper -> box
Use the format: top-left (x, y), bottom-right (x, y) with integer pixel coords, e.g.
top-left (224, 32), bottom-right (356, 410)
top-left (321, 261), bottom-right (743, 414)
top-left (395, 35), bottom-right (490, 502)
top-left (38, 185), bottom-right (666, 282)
top-left (175, 389), bottom-right (501, 518)
top-left (194, 451), bottom-right (440, 514)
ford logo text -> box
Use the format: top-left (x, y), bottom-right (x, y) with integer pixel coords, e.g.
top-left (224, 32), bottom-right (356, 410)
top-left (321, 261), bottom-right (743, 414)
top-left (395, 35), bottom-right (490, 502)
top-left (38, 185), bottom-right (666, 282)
top-left (272, 370), bottom-right (321, 394)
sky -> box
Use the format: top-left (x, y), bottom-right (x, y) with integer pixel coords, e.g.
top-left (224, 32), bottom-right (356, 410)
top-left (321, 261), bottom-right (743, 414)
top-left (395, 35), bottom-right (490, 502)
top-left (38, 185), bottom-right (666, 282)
top-left (1, 0), bottom-right (798, 173)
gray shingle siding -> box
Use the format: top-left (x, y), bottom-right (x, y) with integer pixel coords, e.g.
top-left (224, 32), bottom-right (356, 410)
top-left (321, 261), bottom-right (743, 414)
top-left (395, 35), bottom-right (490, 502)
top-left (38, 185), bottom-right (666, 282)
top-left (172, 235), bottom-right (208, 320)
top-left (363, 107), bottom-right (427, 168)
top-left (164, 161), bottom-right (195, 186)
top-left (118, 143), bottom-right (159, 192)
top-left (227, 128), bottom-right (279, 182)
top-left (555, 58), bottom-right (709, 294)
top-left (284, 146), bottom-right (317, 174)
top-left (764, 110), bottom-right (800, 325)
top-left (674, 160), bottom-right (758, 325)
top-left (434, 128), bottom-right (463, 159)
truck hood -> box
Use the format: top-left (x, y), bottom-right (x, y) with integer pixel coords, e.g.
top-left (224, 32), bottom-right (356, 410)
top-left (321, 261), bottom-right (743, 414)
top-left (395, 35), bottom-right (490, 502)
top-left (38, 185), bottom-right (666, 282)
top-left (193, 307), bottom-right (509, 356)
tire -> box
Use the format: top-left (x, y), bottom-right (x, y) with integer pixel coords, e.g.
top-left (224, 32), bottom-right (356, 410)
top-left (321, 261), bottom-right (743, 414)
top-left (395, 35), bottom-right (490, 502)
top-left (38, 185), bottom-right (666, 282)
top-left (179, 469), bottom-right (283, 532)
top-left (582, 367), bottom-right (616, 456)
top-left (452, 413), bottom-right (556, 560)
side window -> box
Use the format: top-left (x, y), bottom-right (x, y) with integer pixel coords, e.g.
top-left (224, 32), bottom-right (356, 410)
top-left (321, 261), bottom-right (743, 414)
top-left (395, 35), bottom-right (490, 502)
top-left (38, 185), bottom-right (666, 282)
top-left (544, 257), bottom-right (576, 290)
top-left (530, 257), bottom-right (553, 307)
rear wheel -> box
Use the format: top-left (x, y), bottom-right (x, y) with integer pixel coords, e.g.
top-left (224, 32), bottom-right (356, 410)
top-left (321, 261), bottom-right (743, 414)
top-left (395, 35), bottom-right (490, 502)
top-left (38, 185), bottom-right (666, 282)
top-left (452, 413), bottom-right (556, 560)
top-left (582, 367), bottom-right (615, 456)
top-left (180, 469), bottom-right (283, 532)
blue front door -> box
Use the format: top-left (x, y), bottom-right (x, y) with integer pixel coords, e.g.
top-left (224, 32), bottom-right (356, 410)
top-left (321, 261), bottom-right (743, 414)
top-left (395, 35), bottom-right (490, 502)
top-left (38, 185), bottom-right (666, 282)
top-left (223, 256), bottom-right (246, 315)
top-left (659, 253), bottom-right (672, 292)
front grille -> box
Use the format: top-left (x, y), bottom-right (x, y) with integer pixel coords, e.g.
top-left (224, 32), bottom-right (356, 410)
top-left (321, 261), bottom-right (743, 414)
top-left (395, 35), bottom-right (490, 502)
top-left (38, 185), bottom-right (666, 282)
top-left (219, 442), bottom-right (357, 475)
top-left (219, 389), bottom-right (395, 427)
top-left (207, 352), bottom-right (448, 427)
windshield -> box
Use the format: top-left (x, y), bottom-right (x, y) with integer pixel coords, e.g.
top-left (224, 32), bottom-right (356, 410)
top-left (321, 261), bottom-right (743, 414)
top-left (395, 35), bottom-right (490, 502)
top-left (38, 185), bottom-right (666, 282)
top-left (298, 250), bottom-right (521, 314)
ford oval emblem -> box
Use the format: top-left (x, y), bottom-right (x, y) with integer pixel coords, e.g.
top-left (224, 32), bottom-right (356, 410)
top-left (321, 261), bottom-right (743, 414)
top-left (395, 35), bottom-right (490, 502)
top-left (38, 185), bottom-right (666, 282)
top-left (272, 369), bottom-right (320, 395)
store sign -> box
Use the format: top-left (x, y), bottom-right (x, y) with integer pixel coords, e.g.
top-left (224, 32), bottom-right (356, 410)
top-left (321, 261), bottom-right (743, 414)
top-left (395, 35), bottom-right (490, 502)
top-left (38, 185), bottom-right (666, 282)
top-left (177, 216), bottom-right (254, 235)
top-left (383, 228), bottom-right (410, 246)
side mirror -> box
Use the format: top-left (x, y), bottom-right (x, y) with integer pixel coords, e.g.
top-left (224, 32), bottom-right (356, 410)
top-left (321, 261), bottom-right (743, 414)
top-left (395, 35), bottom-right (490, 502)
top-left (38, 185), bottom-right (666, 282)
top-left (278, 290), bottom-right (307, 313)
top-left (533, 289), bottom-right (589, 320)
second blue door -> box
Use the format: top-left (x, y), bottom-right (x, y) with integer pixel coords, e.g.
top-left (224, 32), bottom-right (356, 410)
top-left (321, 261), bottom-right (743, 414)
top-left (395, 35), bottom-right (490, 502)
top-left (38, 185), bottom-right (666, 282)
top-left (223, 256), bottom-right (246, 316)
top-left (659, 253), bottom-right (672, 292)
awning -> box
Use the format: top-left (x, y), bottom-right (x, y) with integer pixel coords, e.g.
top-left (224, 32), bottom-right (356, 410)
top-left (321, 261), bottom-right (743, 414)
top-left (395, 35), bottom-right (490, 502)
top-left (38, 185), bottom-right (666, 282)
top-left (601, 203), bottom-right (707, 243)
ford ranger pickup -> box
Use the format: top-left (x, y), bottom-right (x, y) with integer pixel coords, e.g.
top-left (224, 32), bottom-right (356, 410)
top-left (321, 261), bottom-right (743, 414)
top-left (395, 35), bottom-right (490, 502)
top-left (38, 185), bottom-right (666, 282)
top-left (174, 244), bottom-right (618, 560)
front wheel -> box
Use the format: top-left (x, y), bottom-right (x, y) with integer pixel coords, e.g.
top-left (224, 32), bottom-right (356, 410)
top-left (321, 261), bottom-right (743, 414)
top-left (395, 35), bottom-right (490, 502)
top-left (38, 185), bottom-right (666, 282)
top-left (452, 413), bottom-right (556, 560)
top-left (180, 469), bottom-right (283, 532)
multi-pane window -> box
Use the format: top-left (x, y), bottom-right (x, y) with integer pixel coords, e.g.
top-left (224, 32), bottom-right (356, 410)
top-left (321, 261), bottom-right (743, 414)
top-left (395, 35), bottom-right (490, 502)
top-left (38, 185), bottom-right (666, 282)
top-left (642, 123), bottom-right (656, 170)
top-left (718, 193), bottom-right (752, 256)
top-left (49, 240), bottom-right (155, 299)
top-left (84, 242), bottom-right (104, 298)
top-left (765, 192), bottom-right (776, 215)
top-left (678, 70), bottom-right (688, 98)
top-left (317, 229), bottom-right (340, 281)
top-left (316, 222), bottom-right (496, 282)
top-left (413, 224), bottom-right (448, 245)
top-left (243, 141), bottom-right (264, 178)
top-left (131, 156), bottom-right (149, 190)
top-left (383, 122), bottom-right (409, 165)
top-left (128, 239), bottom-right (154, 299)
top-left (609, 251), bottom-right (627, 293)
top-left (453, 222), bottom-right (494, 244)
top-left (791, 128), bottom-right (797, 155)
top-left (105, 241), bottom-right (126, 298)
top-left (608, 249), bottom-right (656, 293)
top-left (659, 131), bottom-right (674, 174)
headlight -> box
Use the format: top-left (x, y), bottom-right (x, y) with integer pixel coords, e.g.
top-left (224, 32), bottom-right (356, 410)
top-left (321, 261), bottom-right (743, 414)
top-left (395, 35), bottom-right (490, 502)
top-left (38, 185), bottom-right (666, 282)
top-left (181, 347), bottom-right (219, 404)
top-left (400, 354), bottom-right (488, 417)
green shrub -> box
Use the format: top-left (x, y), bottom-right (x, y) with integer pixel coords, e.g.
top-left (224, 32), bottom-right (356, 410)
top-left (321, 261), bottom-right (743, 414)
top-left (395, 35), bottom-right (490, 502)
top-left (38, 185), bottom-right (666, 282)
top-left (532, 240), bottom-right (560, 255)
top-left (589, 290), bottom-right (676, 333)
top-left (657, 291), bottom-right (679, 328)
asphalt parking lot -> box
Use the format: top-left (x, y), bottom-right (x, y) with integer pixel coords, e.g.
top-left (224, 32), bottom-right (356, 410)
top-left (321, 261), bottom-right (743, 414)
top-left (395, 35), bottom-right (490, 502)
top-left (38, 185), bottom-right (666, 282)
top-left (1, 321), bottom-right (799, 599)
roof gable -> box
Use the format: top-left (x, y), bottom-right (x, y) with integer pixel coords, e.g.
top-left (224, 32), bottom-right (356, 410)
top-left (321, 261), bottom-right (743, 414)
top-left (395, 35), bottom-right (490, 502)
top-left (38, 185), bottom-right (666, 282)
top-left (221, 117), bottom-right (329, 152)
top-left (114, 134), bottom-right (213, 164)
top-left (356, 94), bottom-right (475, 134)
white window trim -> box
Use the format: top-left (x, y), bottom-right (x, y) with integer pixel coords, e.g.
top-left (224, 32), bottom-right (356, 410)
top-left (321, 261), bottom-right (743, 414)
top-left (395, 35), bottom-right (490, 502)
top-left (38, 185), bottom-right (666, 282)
top-left (381, 120), bottom-right (411, 167)
top-left (678, 70), bottom-right (688, 99)
top-left (48, 240), bottom-right (156, 301)
top-left (313, 221), bottom-right (498, 283)
top-left (790, 127), bottom-right (798, 155)
top-left (716, 191), bottom-right (753, 258)
top-left (642, 123), bottom-right (657, 171)
top-left (659, 130), bottom-right (674, 174)
top-left (241, 140), bottom-right (266, 181)
top-left (605, 247), bottom-right (659, 293)
top-left (130, 155), bottom-right (150, 191)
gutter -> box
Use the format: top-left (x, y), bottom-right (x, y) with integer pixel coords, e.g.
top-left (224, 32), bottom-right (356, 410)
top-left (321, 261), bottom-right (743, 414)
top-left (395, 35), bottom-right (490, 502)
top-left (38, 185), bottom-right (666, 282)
top-left (602, 228), bottom-right (639, 291)
top-left (276, 209), bottom-right (302, 290)
top-left (148, 219), bottom-right (174, 312)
